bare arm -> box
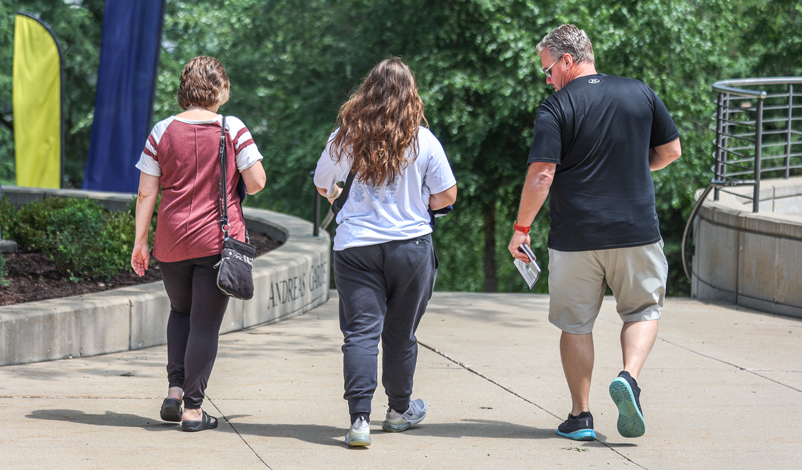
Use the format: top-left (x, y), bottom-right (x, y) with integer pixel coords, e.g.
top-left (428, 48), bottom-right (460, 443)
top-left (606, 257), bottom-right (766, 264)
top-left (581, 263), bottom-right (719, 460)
top-left (429, 184), bottom-right (457, 210)
top-left (649, 137), bottom-right (681, 171)
top-left (508, 162), bottom-right (556, 262)
top-left (241, 162), bottom-right (266, 194)
top-left (317, 185), bottom-right (342, 204)
top-left (131, 172), bottom-right (160, 276)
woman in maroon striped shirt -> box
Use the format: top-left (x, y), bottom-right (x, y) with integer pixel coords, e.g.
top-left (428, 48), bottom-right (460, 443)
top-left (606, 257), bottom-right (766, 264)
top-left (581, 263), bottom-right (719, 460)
top-left (131, 56), bottom-right (266, 432)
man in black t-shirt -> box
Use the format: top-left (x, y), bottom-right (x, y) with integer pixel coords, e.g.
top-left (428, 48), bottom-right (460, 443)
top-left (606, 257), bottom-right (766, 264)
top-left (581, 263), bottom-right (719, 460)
top-left (508, 25), bottom-right (681, 441)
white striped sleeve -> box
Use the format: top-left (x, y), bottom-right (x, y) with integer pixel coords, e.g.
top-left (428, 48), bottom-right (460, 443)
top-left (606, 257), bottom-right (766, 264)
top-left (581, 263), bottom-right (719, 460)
top-left (226, 116), bottom-right (264, 171)
top-left (135, 117), bottom-right (173, 177)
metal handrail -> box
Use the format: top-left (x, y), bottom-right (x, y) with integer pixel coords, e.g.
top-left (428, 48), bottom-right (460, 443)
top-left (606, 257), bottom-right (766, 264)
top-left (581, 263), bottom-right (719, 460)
top-left (712, 77), bottom-right (802, 96)
top-left (309, 170), bottom-right (335, 236)
top-left (711, 77), bottom-right (802, 211)
top-left (684, 77), bottom-right (802, 280)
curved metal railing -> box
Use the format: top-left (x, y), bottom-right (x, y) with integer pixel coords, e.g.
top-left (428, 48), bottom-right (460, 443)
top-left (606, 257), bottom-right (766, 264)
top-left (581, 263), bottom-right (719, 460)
top-left (711, 77), bottom-right (802, 211)
top-left (683, 77), bottom-right (802, 280)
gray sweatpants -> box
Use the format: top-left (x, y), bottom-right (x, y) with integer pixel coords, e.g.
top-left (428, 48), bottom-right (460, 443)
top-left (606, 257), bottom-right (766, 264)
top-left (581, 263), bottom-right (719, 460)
top-left (333, 234), bottom-right (438, 417)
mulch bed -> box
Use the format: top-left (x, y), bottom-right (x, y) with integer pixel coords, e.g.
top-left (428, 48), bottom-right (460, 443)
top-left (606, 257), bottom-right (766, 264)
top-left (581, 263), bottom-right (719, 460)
top-left (0, 232), bottom-right (281, 307)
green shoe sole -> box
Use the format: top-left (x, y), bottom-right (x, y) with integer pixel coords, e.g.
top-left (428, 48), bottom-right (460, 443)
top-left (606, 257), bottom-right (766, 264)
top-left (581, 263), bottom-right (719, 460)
top-left (609, 378), bottom-right (645, 438)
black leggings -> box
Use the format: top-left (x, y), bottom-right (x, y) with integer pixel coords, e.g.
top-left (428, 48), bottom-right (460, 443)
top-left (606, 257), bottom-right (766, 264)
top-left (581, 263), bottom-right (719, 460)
top-left (160, 254), bottom-right (229, 410)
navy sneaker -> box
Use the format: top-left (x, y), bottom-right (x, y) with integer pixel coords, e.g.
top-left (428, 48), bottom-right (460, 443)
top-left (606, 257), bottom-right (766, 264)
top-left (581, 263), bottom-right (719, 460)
top-left (557, 411), bottom-right (596, 441)
top-left (609, 370), bottom-right (645, 438)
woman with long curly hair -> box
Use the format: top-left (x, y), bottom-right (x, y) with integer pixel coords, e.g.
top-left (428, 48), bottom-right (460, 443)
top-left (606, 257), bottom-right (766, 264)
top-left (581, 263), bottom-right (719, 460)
top-left (314, 58), bottom-right (457, 447)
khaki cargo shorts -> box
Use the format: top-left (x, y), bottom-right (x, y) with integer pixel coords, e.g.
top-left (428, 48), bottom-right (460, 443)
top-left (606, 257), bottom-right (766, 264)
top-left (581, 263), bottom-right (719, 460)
top-left (547, 240), bottom-right (667, 335)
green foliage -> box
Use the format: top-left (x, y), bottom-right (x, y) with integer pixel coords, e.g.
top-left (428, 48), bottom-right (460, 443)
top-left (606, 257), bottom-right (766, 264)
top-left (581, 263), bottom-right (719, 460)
top-left (742, 0), bottom-right (802, 77)
top-left (6, 197), bottom-right (71, 250)
top-left (0, 195), bottom-right (14, 236)
top-left (0, 252), bottom-right (8, 287)
top-left (0, 197), bottom-right (137, 282)
top-left (43, 198), bottom-right (110, 281)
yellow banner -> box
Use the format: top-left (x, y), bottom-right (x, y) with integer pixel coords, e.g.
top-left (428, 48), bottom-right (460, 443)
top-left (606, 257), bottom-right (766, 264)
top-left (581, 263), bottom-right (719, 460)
top-left (13, 13), bottom-right (61, 189)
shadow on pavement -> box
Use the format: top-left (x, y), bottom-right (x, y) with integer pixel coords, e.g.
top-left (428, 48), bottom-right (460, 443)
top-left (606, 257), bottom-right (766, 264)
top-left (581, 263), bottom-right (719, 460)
top-left (26, 409), bottom-right (623, 448)
top-left (223, 418), bottom-right (557, 446)
top-left (27, 409), bottom-right (180, 432)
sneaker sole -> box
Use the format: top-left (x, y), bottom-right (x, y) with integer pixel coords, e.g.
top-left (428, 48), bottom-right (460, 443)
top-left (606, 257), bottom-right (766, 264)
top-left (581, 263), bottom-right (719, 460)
top-left (556, 429), bottom-right (597, 441)
top-left (382, 420), bottom-right (412, 432)
top-left (382, 414), bottom-right (426, 432)
top-left (345, 433), bottom-right (371, 447)
top-left (609, 378), bottom-right (645, 438)
top-left (383, 402), bottom-right (426, 433)
top-left (346, 437), bottom-right (371, 447)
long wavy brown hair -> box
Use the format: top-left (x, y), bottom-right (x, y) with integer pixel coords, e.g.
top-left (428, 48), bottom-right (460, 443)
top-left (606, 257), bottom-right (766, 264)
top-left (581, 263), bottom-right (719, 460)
top-left (330, 58), bottom-right (428, 186)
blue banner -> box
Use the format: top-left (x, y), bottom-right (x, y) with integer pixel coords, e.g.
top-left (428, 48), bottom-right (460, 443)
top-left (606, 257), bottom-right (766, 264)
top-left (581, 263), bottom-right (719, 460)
top-left (83, 0), bottom-right (164, 193)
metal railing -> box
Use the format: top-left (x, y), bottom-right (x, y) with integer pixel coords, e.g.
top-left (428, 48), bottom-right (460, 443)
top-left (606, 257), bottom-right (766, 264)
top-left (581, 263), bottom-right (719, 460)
top-left (712, 77), bottom-right (802, 212)
top-left (310, 170), bottom-right (335, 237)
top-left (683, 76), bottom-right (802, 279)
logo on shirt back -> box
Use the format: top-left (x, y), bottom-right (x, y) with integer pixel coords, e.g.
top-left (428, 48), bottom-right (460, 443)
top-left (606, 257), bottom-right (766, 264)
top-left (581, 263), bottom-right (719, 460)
top-left (588, 78), bottom-right (600, 84)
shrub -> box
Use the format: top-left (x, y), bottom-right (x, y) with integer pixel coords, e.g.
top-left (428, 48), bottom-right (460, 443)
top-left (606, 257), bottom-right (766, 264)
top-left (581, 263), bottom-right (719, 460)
top-left (2, 197), bottom-right (71, 251)
top-left (0, 197), bottom-right (14, 238)
top-left (0, 253), bottom-right (8, 287)
top-left (0, 196), bottom-right (145, 282)
top-left (44, 198), bottom-right (115, 281)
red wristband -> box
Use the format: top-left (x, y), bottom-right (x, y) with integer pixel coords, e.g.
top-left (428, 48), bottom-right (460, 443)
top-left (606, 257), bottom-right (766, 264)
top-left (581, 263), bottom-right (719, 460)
top-left (513, 222), bottom-right (530, 234)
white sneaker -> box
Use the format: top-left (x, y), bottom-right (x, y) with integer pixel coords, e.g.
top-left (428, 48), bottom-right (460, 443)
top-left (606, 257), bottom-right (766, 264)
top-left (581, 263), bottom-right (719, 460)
top-left (345, 416), bottom-right (371, 447)
top-left (382, 399), bottom-right (427, 432)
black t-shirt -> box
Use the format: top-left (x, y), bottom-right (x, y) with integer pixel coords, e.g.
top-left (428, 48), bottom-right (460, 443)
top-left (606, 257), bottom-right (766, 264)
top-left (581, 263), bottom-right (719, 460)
top-left (528, 74), bottom-right (679, 251)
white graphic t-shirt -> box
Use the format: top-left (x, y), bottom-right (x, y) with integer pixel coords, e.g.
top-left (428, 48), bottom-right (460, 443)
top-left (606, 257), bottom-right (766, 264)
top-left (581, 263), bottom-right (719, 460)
top-left (314, 126), bottom-right (456, 251)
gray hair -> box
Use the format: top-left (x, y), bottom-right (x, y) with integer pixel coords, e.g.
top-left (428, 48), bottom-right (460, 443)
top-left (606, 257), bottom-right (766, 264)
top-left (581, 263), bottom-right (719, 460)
top-left (536, 24), bottom-right (595, 65)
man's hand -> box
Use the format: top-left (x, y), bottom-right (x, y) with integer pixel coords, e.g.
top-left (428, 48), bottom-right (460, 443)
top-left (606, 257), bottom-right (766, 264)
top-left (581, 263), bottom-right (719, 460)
top-left (508, 230), bottom-right (532, 263)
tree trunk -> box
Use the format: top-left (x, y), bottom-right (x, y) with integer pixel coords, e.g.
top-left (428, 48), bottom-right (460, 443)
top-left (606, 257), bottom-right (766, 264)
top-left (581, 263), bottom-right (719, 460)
top-left (482, 199), bottom-right (497, 292)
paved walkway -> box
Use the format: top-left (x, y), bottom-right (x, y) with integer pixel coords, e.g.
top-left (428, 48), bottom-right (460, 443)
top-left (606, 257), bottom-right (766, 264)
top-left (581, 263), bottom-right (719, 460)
top-left (1, 292), bottom-right (800, 469)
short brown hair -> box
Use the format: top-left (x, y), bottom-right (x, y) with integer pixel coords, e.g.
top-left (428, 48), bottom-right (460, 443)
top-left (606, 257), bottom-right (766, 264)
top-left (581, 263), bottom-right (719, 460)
top-left (177, 56), bottom-right (230, 110)
top-left (537, 24), bottom-right (595, 65)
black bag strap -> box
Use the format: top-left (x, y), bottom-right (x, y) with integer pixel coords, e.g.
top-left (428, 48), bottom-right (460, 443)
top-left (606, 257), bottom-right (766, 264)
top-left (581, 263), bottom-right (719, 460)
top-left (331, 169), bottom-right (356, 215)
top-left (340, 170), bottom-right (356, 204)
top-left (217, 116), bottom-right (230, 240)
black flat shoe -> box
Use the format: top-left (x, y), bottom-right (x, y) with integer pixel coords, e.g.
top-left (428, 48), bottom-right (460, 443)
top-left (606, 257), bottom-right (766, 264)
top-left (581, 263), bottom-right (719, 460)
top-left (182, 410), bottom-right (218, 432)
top-left (160, 398), bottom-right (182, 422)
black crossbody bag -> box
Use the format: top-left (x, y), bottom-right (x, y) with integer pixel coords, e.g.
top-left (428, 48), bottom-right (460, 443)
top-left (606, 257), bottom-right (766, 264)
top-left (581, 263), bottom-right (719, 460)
top-left (214, 116), bottom-right (256, 300)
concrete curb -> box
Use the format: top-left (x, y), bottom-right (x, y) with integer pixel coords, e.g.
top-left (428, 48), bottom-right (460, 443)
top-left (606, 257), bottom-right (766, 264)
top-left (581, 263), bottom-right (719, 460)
top-left (0, 186), bottom-right (331, 365)
top-left (691, 176), bottom-right (802, 318)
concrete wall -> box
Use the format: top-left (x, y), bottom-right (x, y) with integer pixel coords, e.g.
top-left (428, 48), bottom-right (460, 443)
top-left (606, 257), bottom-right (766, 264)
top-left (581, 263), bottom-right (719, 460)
top-left (692, 177), bottom-right (802, 318)
top-left (0, 187), bottom-right (330, 365)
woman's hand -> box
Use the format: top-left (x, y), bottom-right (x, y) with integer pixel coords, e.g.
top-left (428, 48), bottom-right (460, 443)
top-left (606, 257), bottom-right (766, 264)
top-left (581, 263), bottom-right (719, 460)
top-left (317, 185), bottom-right (342, 204)
top-left (131, 243), bottom-right (150, 277)
top-left (326, 185), bottom-right (343, 204)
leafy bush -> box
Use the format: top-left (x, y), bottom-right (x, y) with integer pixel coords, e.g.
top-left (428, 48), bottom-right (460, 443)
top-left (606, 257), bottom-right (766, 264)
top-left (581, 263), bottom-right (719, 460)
top-left (44, 198), bottom-right (115, 281)
top-left (0, 196), bottom-right (13, 238)
top-left (0, 196), bottom-right (144, 282)
top-left (7, 197), bottom-right (71, 251)
top-left (0, 253), bottom-right (8, 287)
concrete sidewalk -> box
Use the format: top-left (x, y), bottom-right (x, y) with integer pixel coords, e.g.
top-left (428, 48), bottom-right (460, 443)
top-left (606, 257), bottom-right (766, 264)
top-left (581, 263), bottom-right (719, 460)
top-left (1, 292), bottom-right (800, 469)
